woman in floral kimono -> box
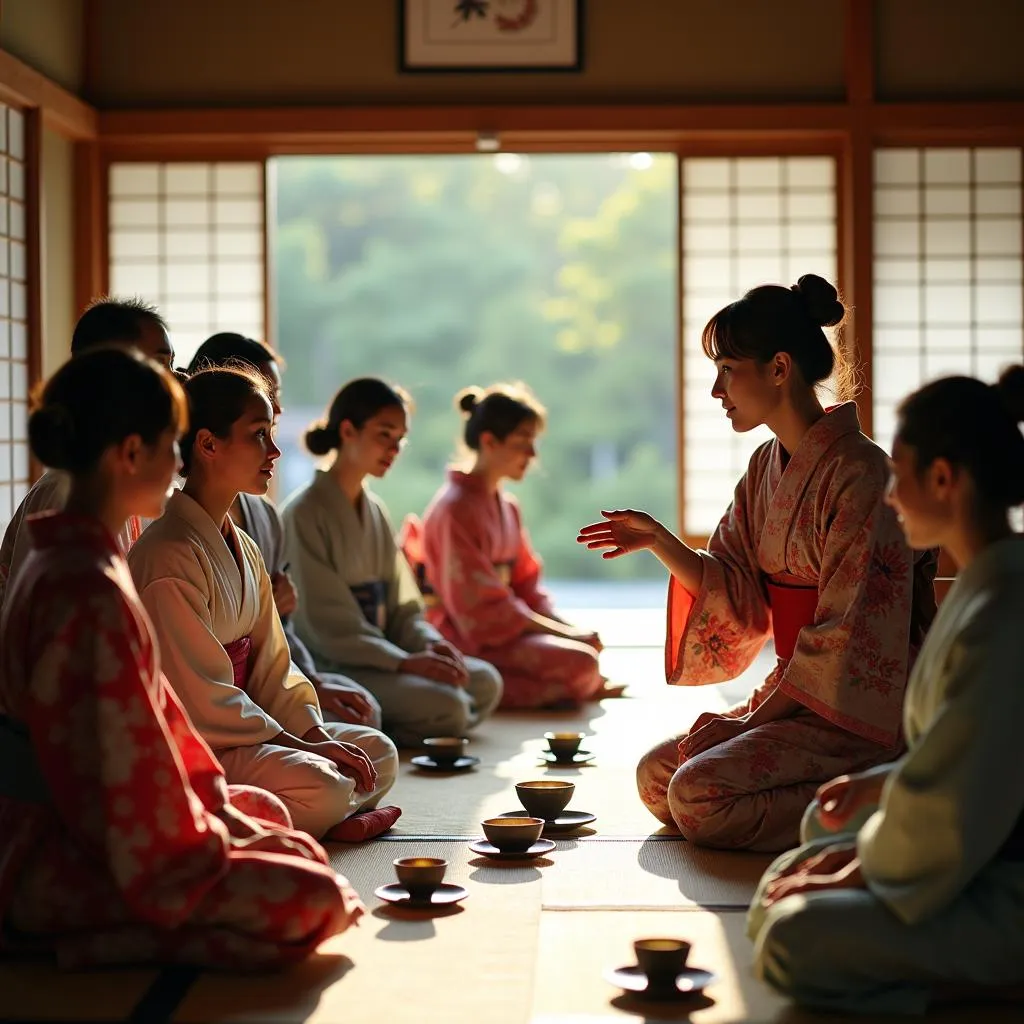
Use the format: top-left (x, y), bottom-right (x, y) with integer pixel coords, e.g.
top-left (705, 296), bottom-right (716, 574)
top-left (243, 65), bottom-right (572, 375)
top-left (748, 366), bottom-right (1024, 1015)
top-left (407, 382), bottom-right (603, 709)
top-left (129, 366), bottom-right (401, 841)
top-left (187, 333), bottom-right (382, 730)
top-left (282, 378), bottom-right (503, 748)
top-left (579, 275), bottom-right (935, 852)
top-left (0, 348), bottom-right (361, 969)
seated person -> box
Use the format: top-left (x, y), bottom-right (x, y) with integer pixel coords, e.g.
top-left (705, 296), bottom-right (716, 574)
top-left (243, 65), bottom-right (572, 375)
top-left (281, 377), bottom-right (503, 748)
top-left (407, 382), bottom-right (603, 710)
top-left (0, 296), bottom-right (174, 612)
top-left (186, 332), bottom-right (382, 730)
top-left (129, 364), bottom-right (400, 841)
top-left (0, 348), bottom-right (361, 969)
top-left (748, 367), bottom-right (1024, 1015)
top-left (579, 275), bottom-right (935, 852)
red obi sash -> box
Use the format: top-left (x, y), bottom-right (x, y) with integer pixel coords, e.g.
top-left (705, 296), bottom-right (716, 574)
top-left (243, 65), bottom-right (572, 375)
top-left (765, 578), bottom-right (818, 661)
top-left (223, 636), bottom-right (252, 690)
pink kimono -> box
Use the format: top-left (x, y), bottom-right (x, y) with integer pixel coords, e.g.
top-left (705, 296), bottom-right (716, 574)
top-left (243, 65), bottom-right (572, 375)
top-left (637, 403), bottom-right (936, 852)
top-left (410, 470), bottom-right (601, 709)
top-left (0, 512), bottom-right (363, 970)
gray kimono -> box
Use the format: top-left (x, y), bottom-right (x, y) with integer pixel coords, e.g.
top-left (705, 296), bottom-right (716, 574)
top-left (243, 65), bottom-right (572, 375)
top-left (235, 492), bottom-right (382, 730)
top-left (281, 471), bottom-right (501, 747)
top-left (748, 535), bottom-right (1024, 1015)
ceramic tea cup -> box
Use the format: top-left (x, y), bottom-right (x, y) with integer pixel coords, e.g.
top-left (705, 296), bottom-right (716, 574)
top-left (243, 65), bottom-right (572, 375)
top-left (481, 816), bottom-right (545, 852)
top-left (394, 857), bottom-right (447, 898)
top-left (515, 779), bottom-right (575, 820)
top-left (544, 731), bottom-right (586, 760)
top-left (633, 937), bottom-right (691, 987)
top-left (422, 736), bottom-right (468, 765)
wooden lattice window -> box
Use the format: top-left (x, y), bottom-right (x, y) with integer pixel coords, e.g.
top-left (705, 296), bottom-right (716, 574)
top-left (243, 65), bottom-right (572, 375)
top-left (0, 106), bottom-right (30, 533)
top-left (873, 147), bottom-right (1024, 454)
top-left (108, 161), bottom-right (265, 367)
top-left (681, 156), bottom-right (838, 535)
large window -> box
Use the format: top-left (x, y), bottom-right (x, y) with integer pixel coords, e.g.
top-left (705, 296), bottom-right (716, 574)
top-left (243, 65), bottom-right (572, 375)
top-left (0, 106), bottom-right (30, 533)
top-left (873, 147), bottom-right (1024, 453)
top-left (108, 161), bottom-right (265, 367)
top-left (681, 156), bottom-right (837, 535)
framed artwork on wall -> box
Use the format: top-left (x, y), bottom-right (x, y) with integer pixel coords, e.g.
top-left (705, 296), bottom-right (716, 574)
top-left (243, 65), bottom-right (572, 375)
top-left (399, 0), bottom-right (584, 73)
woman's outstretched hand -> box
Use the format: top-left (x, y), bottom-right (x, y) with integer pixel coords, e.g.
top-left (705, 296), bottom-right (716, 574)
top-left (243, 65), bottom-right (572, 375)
top-left (577, 510), bottom-right (661, 559)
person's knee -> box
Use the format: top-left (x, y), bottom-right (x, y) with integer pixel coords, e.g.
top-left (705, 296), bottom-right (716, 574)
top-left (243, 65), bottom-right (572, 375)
top-left (466, 660), bottom-right (503, 718)
top-left (227, 784), bottom-right (292, 829)
top-left (667, 762), bottom-right (740, 848)
top-left (636, 742), bottom-right (680, 827)
top-left (385, 684), bottom-right (472, 746)
top-left (282, 758), bottom-right (358, 839)
top-left (566, 647), bottom-right (602, 699)
top-left (755, 903), bottom-right (830, 996)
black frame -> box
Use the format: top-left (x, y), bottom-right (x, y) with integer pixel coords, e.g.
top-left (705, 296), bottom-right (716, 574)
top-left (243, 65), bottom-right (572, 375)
top-left (398, 0), bottom-right (585, 74)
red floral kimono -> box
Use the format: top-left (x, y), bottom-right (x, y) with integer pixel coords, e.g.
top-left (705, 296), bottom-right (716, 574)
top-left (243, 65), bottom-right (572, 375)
top-left (0, 512), bottom-right (363, 969)
top-left (637, 403), bottom-right (936, 852)
top-left (411, 470), bottom-right (601, 709)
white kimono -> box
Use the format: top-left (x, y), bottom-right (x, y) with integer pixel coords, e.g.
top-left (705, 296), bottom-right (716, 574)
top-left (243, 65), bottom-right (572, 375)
top-left (235, 493), bottom-right (383, 730)
top-left (282, 471), bottom-right (502, 748)
top-left (128, 489), bottom-right (398, 838)
top-left (748, 536), bottom-right (1024, 1015)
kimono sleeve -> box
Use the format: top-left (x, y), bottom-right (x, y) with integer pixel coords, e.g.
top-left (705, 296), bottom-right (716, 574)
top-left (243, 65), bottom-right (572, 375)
top-left (666, 465), bottom-right (770, 685)
top-left (244, 544), bottom-right (323, 738)
top-left (24, 579), bottom-right (231, 928)
top-left (388, 543), bottom-right (442, 653)
top-left (285, 502), bottom-right (410, 671)
top-left (135, 574), bottom-right (283, 749)
top-left (857, 581), bottom-right (1024, 924)
top-left (509, 506), bottom-right (557, 619)
top-left (779, 456), bottom-right (912, 746)
top-left (429, 503), bottom-right (536, 649)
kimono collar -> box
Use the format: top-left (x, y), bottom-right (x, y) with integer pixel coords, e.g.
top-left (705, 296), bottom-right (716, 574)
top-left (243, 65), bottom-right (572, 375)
top-left (954, 534), bottom-right (1024, 592)
top-left (27, 510), bottom-right (120, 556)
top-left (312, 468), bottom-right (373, 520)
top-left (770, 402), bottom-right (862, 486)
top-left (447, 469), bottom-right (495, 494)
top-left (165, 489), bottom-right (241, 562)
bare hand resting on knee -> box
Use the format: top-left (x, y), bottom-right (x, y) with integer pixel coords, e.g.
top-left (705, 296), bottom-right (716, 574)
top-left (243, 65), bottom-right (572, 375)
top-left (401, 650), bottom-right (469, 687)
top-left (815, 772), bottom-right (887, 831)
top-left (315, 677), bottom-right (376, 725)
top-left (290, 726), bottom-right (378, 792)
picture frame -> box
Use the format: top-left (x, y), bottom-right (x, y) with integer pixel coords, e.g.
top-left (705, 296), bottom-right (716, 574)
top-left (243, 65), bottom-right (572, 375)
top-left (399, 0), bottom-right (584, 74)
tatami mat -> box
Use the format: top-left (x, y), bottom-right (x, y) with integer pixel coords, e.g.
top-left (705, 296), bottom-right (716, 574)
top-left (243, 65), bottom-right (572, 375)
top-left (540, 841), bottom-right (773, 910)
top-left (0, 959), bottom-right (158, 1021)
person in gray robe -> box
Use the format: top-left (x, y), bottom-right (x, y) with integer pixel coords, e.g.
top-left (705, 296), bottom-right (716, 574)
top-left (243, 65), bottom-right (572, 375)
top-left (748, 368), bottom-right (1024, 1016)
top-left (282, 378), bottom-right (503, 748)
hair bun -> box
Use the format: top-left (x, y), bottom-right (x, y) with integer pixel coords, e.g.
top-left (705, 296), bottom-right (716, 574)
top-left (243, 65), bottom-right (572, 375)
top-left (792, 274), bottom-right (845, 328)
top-left (304, 423), bottom-right (337, 457)
top-left (27, 402), bottom-right (75, 470)
top-left (995, 365), bottom-right (1024, 425)
top-left (457, 387), bottom-right (482, 415)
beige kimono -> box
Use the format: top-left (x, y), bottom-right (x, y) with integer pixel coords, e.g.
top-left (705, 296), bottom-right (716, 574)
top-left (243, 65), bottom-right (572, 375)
top-left (128, 490), bottom-right (398, 838)
top-left (749, 536), bottom-right (1024, 1015)
top-left (282, 471), bottom-right (502, 748)
top-left (235, 493), bottom-right (383, 730)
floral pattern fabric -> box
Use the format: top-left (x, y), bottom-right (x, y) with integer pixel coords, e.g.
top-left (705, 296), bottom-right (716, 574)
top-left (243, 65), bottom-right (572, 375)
top-left (414, 471), bottom-right (601, 708)
top-left (0, 512), bottom-right (362, 969)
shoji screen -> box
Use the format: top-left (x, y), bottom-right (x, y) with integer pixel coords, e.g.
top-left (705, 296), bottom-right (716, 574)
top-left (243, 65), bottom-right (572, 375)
top-left (873, 148), bottom-right (1023, 453)
top-left (108, 161), bottom-right (265, 367)
top-left (0, 106), bottom-right (31, 532)
top-left (681, 156), bottom-right (837, 535)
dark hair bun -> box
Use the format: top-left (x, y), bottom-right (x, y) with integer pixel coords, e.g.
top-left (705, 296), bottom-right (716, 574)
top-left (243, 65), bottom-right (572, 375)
top-left (995, 365), bottom-right (1024, 425)
top-left (457, 387), bottom-right (482, 415)
top-left (304, 423), bottom-right (338, 457)
top-left (793, 274), bottom-right (846, 328)
top-left (27, 403), bottom-right (75, 470)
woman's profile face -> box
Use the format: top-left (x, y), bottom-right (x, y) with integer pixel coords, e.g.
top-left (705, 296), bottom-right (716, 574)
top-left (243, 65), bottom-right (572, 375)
top-left (710, 356), bottom-right (781, 433)
top-left (884, 438), bottom-right (950, 550)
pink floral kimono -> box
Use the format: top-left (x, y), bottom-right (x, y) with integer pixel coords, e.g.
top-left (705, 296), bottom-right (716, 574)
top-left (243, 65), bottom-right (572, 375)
top-left (408, 470), bottom-right (601, 709)
top-left (0, 512), bottom-right (363, 970)
top-left (637, 403), bottom-right (936, 852)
